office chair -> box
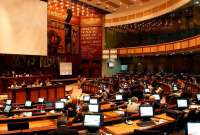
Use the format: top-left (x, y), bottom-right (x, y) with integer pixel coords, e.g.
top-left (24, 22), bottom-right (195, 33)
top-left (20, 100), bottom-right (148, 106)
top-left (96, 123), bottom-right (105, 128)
top-left (166, 109), bottom-right (185, 132)
top-left (133, 129), bottom-right (167, 135)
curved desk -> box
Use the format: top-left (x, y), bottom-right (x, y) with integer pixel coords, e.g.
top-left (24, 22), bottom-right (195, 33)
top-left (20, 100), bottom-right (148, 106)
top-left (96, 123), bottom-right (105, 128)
top-left (7, 85), bottom-right (65, 104)
top-left (0, 112), bottom-right (62, 135)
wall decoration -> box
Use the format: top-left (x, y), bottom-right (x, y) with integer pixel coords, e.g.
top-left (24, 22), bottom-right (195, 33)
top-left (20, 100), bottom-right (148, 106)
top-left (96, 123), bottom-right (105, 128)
top-left (64, 24), bottom-right (72, 54)
top-left (48, 27), bottom-right (65, 54)
top-left (72, 26), bottom-right (80, 55)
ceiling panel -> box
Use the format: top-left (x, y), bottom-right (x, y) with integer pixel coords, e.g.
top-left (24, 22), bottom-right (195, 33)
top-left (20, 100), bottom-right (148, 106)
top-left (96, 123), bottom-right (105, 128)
top-left (80, 0), bottom-right (161, 13)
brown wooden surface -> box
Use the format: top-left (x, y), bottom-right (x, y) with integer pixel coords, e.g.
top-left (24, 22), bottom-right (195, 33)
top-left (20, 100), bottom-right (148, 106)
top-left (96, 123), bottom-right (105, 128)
top-left (39, 88), bottom-right (47, 100)
top-left (15, 89), bottom-right (26, 104)
top-left (6, 85), bottom-right (65, 104)
top-left (0, 113), bottom-right (62, 134)
top-left (48, 87), bottom-right (56, 102)
top-left (101, 113), bottom-right (175, 135)
top-left (30, 89), bottom-right (39, 102)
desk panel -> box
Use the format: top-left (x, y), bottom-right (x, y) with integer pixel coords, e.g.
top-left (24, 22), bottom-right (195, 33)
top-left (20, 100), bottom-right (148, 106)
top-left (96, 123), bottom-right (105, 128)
top-left (30, 89), bottom-right (39, 102)
top-left (48, 88), bottom-right (56, 102)
top-left (56, 87), bottom-right (65, 99)
top-left (15, 89), bottom-right (26, 104)
top-left (39, 88), bottom-right (47, 100)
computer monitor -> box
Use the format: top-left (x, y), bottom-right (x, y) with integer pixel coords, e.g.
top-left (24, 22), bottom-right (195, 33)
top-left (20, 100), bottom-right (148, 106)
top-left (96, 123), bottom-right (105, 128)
top-left (5, 99), bottom-right (12, 105)
top-left (173, 86), bottom-right (178, 91)
top-left (4, 105), bottom-right (12, 113)
top-left (139, 105), bottom-right (154, 120)
top-left (119, 89), bottom-right (124, 93)
top-left (177, 99), bottom-right (188, 109)
top-left (152, 94), bottom-right (160, 101)
top-left (196, 94), bottom-right (200, 101)
top-left (45, 102), bottom-right (53, 107)
top-left (24, 100), bottom-right (32, 108)
top-left (116, 94), bottom-right (123, 101)
top-left (186, 121), bottom-right (200, 135)
top-left (88, 104), bottom-right (99, 113)
top-left (38, 97), bottom-right (44, 103)
top-left (60, 98), bottom-right (67, 103)
top-left (144, 88), bottom-right (150, 93)
top-left (83, 95), bottom-right (90, 102)
top-left (23, 112), bottom-right (32, 117)
top-left (83, 114), bottom-right (102, 127)
top-left (89, 98), bottom-right (98, 104)
top-left (55, 101), bottom-right (64, 110)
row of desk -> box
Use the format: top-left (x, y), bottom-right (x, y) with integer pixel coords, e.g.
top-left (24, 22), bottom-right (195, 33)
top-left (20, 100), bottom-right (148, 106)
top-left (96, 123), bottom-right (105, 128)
top-left (0, 112), bottom-right (62, 135)
top-left (6, 85), bottom-right (65, 104)
top-left (0, 100), bottom-right (177, 135)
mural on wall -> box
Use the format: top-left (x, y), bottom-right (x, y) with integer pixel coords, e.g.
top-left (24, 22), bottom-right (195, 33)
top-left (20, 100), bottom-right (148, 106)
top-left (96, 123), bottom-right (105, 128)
top-left (48, 28), bottom-right (65, 54)
top-left (48, 20), bottom-right (65, 54)
top-left (72, 26), bottom-right (79, 55)
top-left (64, 24), bottom-right (71, 54)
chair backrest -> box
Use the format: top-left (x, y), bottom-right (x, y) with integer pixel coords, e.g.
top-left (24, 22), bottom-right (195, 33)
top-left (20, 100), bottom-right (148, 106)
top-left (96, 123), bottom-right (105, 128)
top-left (133, 129), bottom-right (165, 135)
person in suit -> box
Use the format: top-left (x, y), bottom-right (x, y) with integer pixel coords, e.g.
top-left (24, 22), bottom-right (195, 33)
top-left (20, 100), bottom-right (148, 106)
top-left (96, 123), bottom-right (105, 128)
top-left (49, 116), bottom-right (79, 135)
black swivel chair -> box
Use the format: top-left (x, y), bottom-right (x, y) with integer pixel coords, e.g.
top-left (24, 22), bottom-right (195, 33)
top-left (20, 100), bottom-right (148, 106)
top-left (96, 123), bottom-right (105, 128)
top-left (133, 129), bottom-right (167, 135)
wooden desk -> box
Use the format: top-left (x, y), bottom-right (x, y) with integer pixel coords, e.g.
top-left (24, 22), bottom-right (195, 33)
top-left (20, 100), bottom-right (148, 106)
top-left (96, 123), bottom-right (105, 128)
top-left (0, 113), bottom-right (61, 134)
top-left (101, 103), bottom-right (115, 112)
top-left (103, 111), bottom-right (122, 123)
top-left (7, 85), bottom-right (65, 104)
top-left (100, 113), bottom-right (175, 135)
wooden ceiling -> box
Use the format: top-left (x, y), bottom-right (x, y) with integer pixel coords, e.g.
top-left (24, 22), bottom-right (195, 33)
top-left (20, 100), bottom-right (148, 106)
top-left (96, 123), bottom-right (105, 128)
top-left (48, 0), bottom-right (106, 18)
top-left (79, 0), bottom-right (161, 12)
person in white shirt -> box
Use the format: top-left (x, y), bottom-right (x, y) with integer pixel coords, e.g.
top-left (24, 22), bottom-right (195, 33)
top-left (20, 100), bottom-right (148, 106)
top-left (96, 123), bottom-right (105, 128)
top-left (127, 97), bottom-right (140, 113)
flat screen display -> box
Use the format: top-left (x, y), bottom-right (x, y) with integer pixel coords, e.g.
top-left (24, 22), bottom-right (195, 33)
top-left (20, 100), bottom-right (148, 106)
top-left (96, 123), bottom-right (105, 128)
top-left (173, 86), bottom-right (178, 91)
top-left (152, 94), bottom-right (160, 101)
top-left (59, 62), bottom-right (72, 75)
top-left (83, 95), bottom-right (90, 102)
top-left (84, 114), bottom-right (101, 127)
top-left (6, 100), bottom-right (12, 105)
top-left (119, 89), bottom-right (124, 93)
top-left (177, 99), bottom-right (188, 108)
top-left (139, 106), bottom-right (154, 117)
top-left (144, 88), bottom-right (150, 93)
top-left (23, 112), bottom-right (32, 117)
top-left (108, 61), bottom-right (114, 68)
top-left (60, 98), bottom-right (67, 103)
top-left (4, 105), bottom-right (11, 113)
top-left (116, 94), bottom-right (123, 101)
top-left (0, 0), bottom-right (47, 56)
top-left (55, 101), bottom-right (64, 109)
top-left (89, 99), bottom-right (98, 104)
top-left (38, 98), bottom-right (44, 103)
top-left (196, 94), bottom-right (200, 101)
top-left (121, 65), bottom-right (128, 71)
top-left (88, 104), bottom-right (99, 113)
top-left (186, 122), bottom-right (200, 135)
top-left (25, 101), bottom-right (32, 107)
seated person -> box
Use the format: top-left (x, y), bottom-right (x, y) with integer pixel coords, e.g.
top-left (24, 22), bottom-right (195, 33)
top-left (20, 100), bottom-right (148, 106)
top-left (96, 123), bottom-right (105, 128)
top-left (127, 97), bottom-right (140, 113)
top-left (45, 78), bottom-right (52, 86)
top-left (99, 89), bottom-right (108, 102)
top-left (32, 79), bottom-right (41, 87)
top-left (49, 116), bottom-right (79, 135)
top-left (65, 101), bottom-right (77, 117)
top-left (149, 95), bottom-right (160, 109)
top-left (155, 86), bottom-right (163, 94)
top-left (73, 101), bottom-right (89, 123)
top-left (10, 80), bottom-right (20, 88)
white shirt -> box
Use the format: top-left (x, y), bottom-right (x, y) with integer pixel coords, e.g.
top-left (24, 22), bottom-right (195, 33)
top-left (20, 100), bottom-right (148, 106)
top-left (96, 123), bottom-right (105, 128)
top-left (127, 102), bottom-right (140, 113)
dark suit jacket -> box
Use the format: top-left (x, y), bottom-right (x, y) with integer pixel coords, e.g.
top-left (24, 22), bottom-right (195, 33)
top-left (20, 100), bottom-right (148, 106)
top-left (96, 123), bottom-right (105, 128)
top-left (49, 126), bottom-right (79, 135)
